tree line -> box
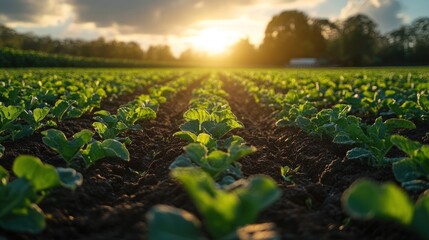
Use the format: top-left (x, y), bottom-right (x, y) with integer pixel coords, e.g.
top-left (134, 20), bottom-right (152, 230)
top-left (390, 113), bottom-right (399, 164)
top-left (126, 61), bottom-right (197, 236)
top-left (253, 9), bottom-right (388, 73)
top-left (226, 11), bottom-right (429, 66)
top-left (0, 25), bottom-right (175, 62)
top-left (1, 10), bottom-right (428, 66)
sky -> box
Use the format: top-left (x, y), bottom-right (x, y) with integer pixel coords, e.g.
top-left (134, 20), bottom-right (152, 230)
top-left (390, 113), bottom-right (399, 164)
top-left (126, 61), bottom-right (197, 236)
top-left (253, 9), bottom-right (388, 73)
top-left (0, 0), bottom-right (428, 56)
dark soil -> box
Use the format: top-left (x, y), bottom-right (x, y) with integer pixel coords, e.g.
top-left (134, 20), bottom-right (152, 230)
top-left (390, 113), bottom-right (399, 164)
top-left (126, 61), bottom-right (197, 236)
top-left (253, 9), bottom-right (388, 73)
top-left (0, 75), bottom-right (424, 240)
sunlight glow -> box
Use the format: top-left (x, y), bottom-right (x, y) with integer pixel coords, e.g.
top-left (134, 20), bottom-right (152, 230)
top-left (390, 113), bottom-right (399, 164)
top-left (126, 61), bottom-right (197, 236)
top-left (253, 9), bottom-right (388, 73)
top-left (192, 28), bottom-right (234, 54)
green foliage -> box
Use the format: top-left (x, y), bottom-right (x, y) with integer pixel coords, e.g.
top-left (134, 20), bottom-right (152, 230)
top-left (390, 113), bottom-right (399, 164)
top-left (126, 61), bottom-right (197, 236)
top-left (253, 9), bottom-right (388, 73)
top-left (170, 140), bottom-right (256, 184)
top-left (391, 135), bottom-right (429, 191)
top-left (180, 108), bottom-right (243, 139)
top-left (0, 144), bottom-right (4, 158)
top-left (42, 129), bottom-right (129, 168)
top-left (147, 168), bottom-right (281, 240)
top-left (342, 179), bottom-right (429, 239)
top-left (42, 129), bottom-right (93, 165)
top-left (0, 155), bottom-right (82, 233)
top-left (82, 139), bottom-right (130, 166)
top-left (335, 117), bottom-right (415, 165)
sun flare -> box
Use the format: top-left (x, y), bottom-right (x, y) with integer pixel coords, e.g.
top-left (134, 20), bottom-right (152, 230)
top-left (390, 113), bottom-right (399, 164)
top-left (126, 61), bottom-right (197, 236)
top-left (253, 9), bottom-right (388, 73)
top-left (192, 28), bottom-right (233, 54)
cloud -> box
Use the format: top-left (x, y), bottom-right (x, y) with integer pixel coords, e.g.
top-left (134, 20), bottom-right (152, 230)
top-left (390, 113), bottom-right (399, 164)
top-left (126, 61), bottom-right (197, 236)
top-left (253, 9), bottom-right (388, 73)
top-left (0, 0), bottom-right (67, 22)
top-left (340, 0), bottom-right (405, 32)
top-left (68, 0), bottom-right (263, 34)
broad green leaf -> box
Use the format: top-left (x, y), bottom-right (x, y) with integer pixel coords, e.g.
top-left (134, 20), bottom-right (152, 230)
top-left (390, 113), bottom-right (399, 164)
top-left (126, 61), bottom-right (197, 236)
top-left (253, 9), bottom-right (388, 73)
top-left (0, 179), bottom-right (33, 218)
top-left (0, 144), bottom-right (4, 158)
top-left (0, 165), bottom-right (8, 186)
top-left (342, 179), bottom-right (413, 225)
top-left (52, 100), bottom-right (71, 122)
top-left (393, 159), bottom-right (424, 183)
top-left (180, 120), bottom-right (200, 134)
top-left (391, 135), bottom-right (421, 156)
top-left (184, 143), bottom-right (207, 163)
top-left (234, 177), bottom-right (282, 226)
top-left (202, 121), bottom-right (231, 139)
top-left (171, 168), bottom-right (280, 239)
top-left (183, 109), bottom-right (210, 122)
top-left (196, 133), bottom-right (217, 150)
top-left (33, 108), bottom-right (50, 123)
top-left (0, 205), bottom-right (45, 234)
top-left (56, 168), bottom-right (83, 190)
top-left (147, 205), bottom-right (205, 240)
top-left (346, 147), bottom-right (373, 160)
top-left (229, 142), bottom-right (256, 163)
top-left (333, 132), bottom-right (355, 145)
top-left (174, 131), bottom-right (197, 143)
top-left (42, 129), bottom-right (93, 163)
top-left (385, 119), bottom-right (416, 131)
top-left (12, 155), bottom-right (60, 191)
top-left (169, 155), bottom-right (193, 169)
top-left (83, 139), bottom-right (130, 166)
top-left (412, 193), bottom-right (429, 238)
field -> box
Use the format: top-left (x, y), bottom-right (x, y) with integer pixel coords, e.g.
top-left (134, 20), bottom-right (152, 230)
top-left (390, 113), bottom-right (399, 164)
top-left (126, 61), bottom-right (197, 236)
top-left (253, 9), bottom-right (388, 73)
top-left (1, 67), bottom-right (429, 240)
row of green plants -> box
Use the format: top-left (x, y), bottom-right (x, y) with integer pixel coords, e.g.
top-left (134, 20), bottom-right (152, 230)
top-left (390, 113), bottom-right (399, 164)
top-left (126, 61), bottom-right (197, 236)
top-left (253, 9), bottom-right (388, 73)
top-left (236, 69), bottom-right (429, 122)
top-left (41, 75), bottom-right (198, 169)
top-left (0, 47), bottom-right (150, 68)
top-left (0, 69), bottom-right (182, 156)
top-left (231, 72), bottom-right (429, 239)
top-left (147, 74), bottom-right (282, 240)
top-left (0, 73), bottom-right (197, 234)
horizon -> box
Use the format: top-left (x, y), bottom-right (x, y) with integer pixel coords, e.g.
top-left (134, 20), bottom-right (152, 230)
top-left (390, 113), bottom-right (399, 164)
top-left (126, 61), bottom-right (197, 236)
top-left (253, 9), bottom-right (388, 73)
top-left (1, 0), bottom-right (428, 57)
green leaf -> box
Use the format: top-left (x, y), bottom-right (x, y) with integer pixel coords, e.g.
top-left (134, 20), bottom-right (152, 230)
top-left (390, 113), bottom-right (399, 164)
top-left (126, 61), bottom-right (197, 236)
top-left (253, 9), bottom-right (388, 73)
top-left (56, 168), bottom-right (83, 190)
top-left (333, 132), bottom-right (355, 145)
top-left (82, 139), bottom-right (130, 166)
top-left (234, 177), bottom-right (282, 226)
top-left (184, 143), bottom-right (207, 163)
top-left (171, 168), bottom-right (280, 239)
top-left (196, 133), bottom-right (217, 150)
top-left (412, 193), bottom-right (429, 238)
top-left (0, 144), bottom-right (4, 159)
top-left (183, 109), bottom-right (211, 122)
top-left (385, 119), bottom-right (416, 131)
top-left (346, 147), bottom-right (373, 160)
top-left (12, 155), bottom-right (61, 191)
top-left (147, 205), bottom-right (205, 240)
top-left (179, 120), bottom-right (200, 134)
top-left (169, 155), bottom-right (193, 169)
top-left (0, 165), bottom-right (8, 186)
top-left (391, 135), bottom-right (421, 156)
top-left (174, 131), bottom-right (197, 143)
top-left (0, 204), bottom-right (45, 234)
top-left (33, 107), bottom-right (50, 123)
top-left (228, 141), bottom-right (256, 163)
top-left (52, 100), bottom-right (71, 122)
top-left (42, 129), bottom-right (93, 163)
top-left (342, 179), bottom-right (413, 225)
top-left (393, 159), bottom-right (424, 183)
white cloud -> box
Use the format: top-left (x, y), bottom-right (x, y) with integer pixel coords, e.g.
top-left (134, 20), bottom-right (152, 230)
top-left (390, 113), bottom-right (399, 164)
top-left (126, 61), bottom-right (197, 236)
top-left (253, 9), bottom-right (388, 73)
top-left (340, 0), bottom-right (405, 32)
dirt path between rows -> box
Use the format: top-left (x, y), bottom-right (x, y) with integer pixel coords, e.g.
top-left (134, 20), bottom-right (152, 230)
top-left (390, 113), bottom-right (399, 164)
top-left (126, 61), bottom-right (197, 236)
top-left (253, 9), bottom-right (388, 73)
top-left (221, 77), bottom-right (418, 240)
top-left (2, 79), bottom-right (200, 240)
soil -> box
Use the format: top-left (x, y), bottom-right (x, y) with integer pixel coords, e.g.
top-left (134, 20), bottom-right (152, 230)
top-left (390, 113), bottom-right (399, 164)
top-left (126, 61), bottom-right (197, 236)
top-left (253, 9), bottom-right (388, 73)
top-left (0, 76), bottom-right (424, 240)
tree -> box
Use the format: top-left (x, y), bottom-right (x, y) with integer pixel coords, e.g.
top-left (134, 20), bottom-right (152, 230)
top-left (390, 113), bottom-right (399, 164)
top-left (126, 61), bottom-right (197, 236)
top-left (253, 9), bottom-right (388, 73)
top-left (259, 10), bottom-right (326, 65)
top-left (145, 45), bottom-right (175, 61)
top-left (338, 14), bottom-right (380, 66)
top-left (410, 17), bottom-right (429, 64)
top-left (228, 38), bottom-right (257, 65)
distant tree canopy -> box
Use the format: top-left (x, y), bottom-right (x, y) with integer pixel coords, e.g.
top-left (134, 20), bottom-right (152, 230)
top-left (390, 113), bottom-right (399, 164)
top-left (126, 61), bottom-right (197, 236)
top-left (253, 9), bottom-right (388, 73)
top-left (230, 10), bottom-right (429, 66)
top-left (259, 11), bottom-right (325, 65)
top-left (0, 25), bottom-right (174, 62)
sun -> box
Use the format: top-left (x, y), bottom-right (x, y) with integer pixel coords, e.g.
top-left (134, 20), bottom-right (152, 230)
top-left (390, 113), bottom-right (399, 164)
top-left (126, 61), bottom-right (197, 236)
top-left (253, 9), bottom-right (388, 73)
top-left (192, 28), bottom-right (232, 55)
